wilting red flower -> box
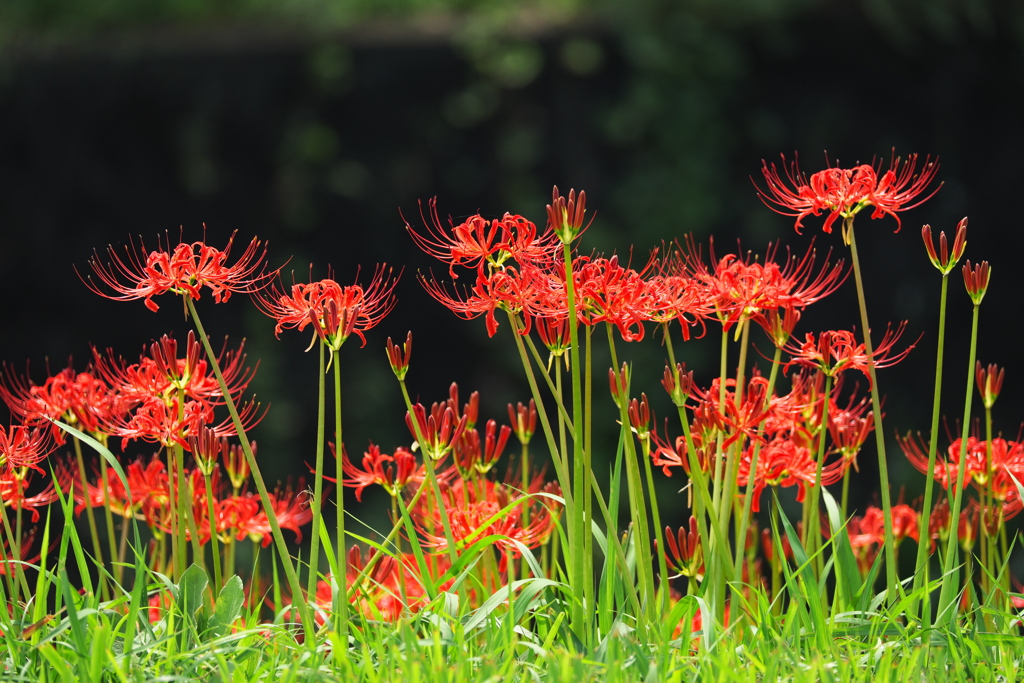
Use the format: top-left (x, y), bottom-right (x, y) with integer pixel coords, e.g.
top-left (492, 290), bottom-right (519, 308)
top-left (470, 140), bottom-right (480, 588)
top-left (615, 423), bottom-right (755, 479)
top-left (254, 265), bottom-right (399, 351)
top-left (756, 152), bottom-right (940, 241)
top-left (82, 231), bottom-right (273, 312)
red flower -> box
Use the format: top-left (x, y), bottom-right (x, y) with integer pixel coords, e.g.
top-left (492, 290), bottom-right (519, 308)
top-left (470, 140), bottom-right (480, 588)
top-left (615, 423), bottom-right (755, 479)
top-left (783, 324), bottom-right (916, 386)
top-left (339, 443), bottom-right (424, 501)
top-left (254, 265), bottom-right (399, 351)
top-left (756, 152), bottom-right (940, 241)
top-left (406, 198), bottom-right (559, 276)
top-left (1, 364), bottom-right (124, 440)
top-left (82, 231), bottom-right (273, 312)
top-left (0, 424), bottom-right (55, 472)
top-left (664, 517), bottom-right (703, 578)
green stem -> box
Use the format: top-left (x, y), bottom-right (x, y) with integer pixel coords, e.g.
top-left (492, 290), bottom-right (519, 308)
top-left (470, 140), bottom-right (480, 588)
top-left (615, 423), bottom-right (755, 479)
top-left (936, 301), bottom-right (981, 621)
top-left (846, 218), bottom-right (899, 602)
top-left (185, 297), bottom-right (315, 642)
top-left (561, 240), bottom-right (588, 643)
top-left (937, 301), bottom-right (983, 622)
top-left (332, 348), bottom-right (350, 636)
top-left (913, 272), bottom-right (950, 629)
top-left (305, 343), bottom-right (326, 620)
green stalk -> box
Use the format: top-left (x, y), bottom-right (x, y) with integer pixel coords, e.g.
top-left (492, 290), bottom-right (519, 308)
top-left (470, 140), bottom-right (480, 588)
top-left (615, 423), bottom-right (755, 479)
top-left (804, 373), bottom-right (835, 580)
top-left (201, 468), bottom-right (223, 591)
top-left (845, 218), bottom-right (899, 602)
top-left (732, 345), bottom-right (783, 585)
top-left (396, 379), bottom-right (459, 568)
top-left (913, 271), bottom-right (951, 629)
top-left (607, 328), bottom-right (655, 625)
top-left (332, 348), bottom-right (350, 637)
top-left (305, 343), bottom-right (326, 619)
top-left (936, 300), bottom-right (981, 621)
top-left (504, 312), bottom-right (572, 510)
top-left (72, 436), bottom-right (107, 597)
top-left (561, 240), bottom-right (588, 643)
top-left (185, 297), bottom-right (315, 641)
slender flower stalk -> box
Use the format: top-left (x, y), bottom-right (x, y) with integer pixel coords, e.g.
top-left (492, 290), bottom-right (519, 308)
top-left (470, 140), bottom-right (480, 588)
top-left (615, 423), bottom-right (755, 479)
top-left (936, 261), bottom-right (991, 620)
top-left (912, 218), bottom-right (967, 628)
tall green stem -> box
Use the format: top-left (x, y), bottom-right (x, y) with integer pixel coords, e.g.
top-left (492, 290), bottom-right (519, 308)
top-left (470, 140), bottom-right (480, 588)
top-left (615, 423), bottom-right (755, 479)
top-left (332, 350), bottom-right (350, 637)
top-left (936, 301), bottom-right (981, 621)
top-left (561, 241), bottom-right (589, 642)
top-left (185, 298), bottom-right (315, 641)
top-left (845, 218), bottom-right (899, 602)
top-left (305, 344), bottom-right (326, 623)
top-left (913, 273), bottom-right (950, 628)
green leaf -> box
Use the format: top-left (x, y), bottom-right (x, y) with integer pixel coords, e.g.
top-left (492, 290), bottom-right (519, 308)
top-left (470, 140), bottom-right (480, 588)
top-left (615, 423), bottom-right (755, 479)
top-left (208, 575), bottom-right (245, 639)
top-left (178, 563), bottom-right (209, 618)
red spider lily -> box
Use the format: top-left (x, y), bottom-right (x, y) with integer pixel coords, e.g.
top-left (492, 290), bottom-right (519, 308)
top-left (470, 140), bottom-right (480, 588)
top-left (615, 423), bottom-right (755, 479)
top-left (1, 364), bottom-right (124, 440)
top-left (454, 419), bottom-right (512, 476)
top-left (1, 465), bottom-right (58, 522)
top-left (976, 361), bottom-right (1005, 410)
top-left (64, 456), bottom-right (169, 525)
top-left (338, 443), bottom-right (424, 501)
top-left (508, 400), bottom-right (537, 445)
top-left (827, 392), bottom-right (874, 469)
top-left (254, 265), bottom-right (399, 351)
top-left (418, 264), bottom-right (544, 337)
top-left (405, 402), bottom-right (468, 461)
top-left (690, 376), bottom-right (774, 449)
top-left (663, 517), bottom-right (703, 578)
top-left (850, 504), bottom-right (919, 548)
top-left (609, 363), bottom-right (630, 409)
top-left (643, 272), bottom-right (712, 341)
top-left (575, 255), bottom-right (654, 342)
top-left (782, 324), bottom-right (916, 386)
top-left (82, 231), bottom-right (273, 312)
top-left (756, 152), bottom-right (940, 239)
top-left (446, 383), bottom-right (480, 431)
top-left (671, 237), bottom-right (846, 333)
top-left (661, 362), bottom-right (695, 408)
top-left (415, 477), bottom-right (561, 570)
top-left (922, 218), bottom-right (968, 275)
top-left (231, 481), bottom-right (311, 547)
top-left (736, 435), bottom-right (847, 512)
top-left (650, 430), bottom-right (695, 477)
top-left (95, 333), bottom-right (254, 408)
top-left (963, 260), bottom-right (991, 305)
top-left (535, 315), bottom-right (572, 367)
top-left (900, 433), bottom-right (1024, 516)
top-left (406, 198), bottom-right (560, 276)
top-left (0, 527), bottom-right (39, 577)
top-left (628, 394), bottom-right (651, 441)
top-left (386, 332), bottom-right (413, 381)
top-left (546, 186), bottom-right (589, 244)
top-left (0, 424), bottom-right (55, 472)
top-left (106, 394), bottom-right (264, 451)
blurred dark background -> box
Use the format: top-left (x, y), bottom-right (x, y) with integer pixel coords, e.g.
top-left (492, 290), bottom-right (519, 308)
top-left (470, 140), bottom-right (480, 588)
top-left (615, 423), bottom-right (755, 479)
top-left (2, 0), bottom-right (1021, 539)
